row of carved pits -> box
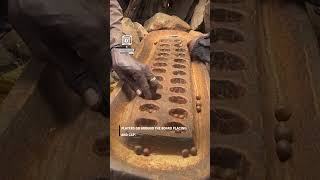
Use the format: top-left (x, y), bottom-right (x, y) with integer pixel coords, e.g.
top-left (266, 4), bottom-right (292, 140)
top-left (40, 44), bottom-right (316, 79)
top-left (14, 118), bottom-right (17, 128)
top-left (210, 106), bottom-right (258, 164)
top-left (158, 43), bottom-right (190, 108)
top-left (154, 56), bottom-right (188, 63)
top-left (211, 3), bottom-right (253, 179)
top-left (135, 43), bottom-right (191, 130)
top-left (159, 38), bottom-right (183, 43)
top-left (127, 38), bottom-right (196, 157)
top-left (152, 42), bottom-right (191, 121)
top-left (160, 39), bottom-right (197, 158)
top-left (157, 41), bottom-right (184, 48)
top-left (156, 50), bottom-right (188, 58)
top-left (151, 70), bottom-right (188, 88)
top-left (134, 50), bottom-right (192, 153)
top-left (150, 45), bottom-right (190, 121)
top-left (155, 48), bottom-right (188, 61)
top-left (151, 49), bottom-right (190, 96)
top-left (152, 63), bottom-right (187, 71)
top-left (153, 47), bottom-right (189, 80)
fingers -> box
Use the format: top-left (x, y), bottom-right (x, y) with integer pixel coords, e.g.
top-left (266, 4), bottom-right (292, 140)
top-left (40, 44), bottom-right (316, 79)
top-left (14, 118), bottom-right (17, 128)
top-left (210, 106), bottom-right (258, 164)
top-left (115, 68), bottom-right (141, 96)
top-left (114, 63), bottom-right (158, 99)
top-left (132, 70), bottom-right (152, 99)
top-left (144, 66), bottom-right (161, 89)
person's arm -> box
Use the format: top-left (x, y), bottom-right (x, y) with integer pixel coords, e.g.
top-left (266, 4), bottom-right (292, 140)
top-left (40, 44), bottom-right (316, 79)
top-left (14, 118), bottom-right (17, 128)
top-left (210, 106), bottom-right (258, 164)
top-left (110, 0), bottom-right (124, 48)
top-left (109, 0), bottom-right (160, 99)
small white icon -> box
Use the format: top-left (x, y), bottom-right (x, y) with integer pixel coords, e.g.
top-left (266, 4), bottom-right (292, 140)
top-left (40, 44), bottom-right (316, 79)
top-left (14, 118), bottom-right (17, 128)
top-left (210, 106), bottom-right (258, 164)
top-left (122, 35), bottom-right (132, 46)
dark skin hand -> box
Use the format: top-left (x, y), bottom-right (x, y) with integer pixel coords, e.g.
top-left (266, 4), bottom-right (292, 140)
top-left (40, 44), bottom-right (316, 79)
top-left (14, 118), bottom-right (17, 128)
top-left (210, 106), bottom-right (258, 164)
top-left (188, 33), bottom-right (210, 63)
top-left (111, 48), bottom-right (160, 99)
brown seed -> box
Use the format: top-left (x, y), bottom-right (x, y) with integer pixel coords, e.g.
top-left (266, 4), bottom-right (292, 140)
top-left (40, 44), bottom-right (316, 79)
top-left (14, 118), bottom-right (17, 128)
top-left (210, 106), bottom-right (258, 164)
top-left (196, 105), bottom-right (201, 113)
top-left (182, 149), bottom-right (189, 158)
top-left (190, 147), bottom-right (197, 156)
top-left (148, 109), bottom-right (153, 113)
top-left (134, 145), bottom-right (143, 155)
top-left (196, 101), bottom-right (201, 106)
top-left (179, 114), bottom-right (184, 119)
top-left (274, 122), bottom-right (293, 143)
top-left (174, 114), bottom-right (179, 118)
top-left (196, 95), bottom-right (201, 100)
top-left (275, 106), bottom-right (292, 122)
top-left (276, 140), bottom-right (292, 162)
top-left (143, 148), bottom-right (150, 156)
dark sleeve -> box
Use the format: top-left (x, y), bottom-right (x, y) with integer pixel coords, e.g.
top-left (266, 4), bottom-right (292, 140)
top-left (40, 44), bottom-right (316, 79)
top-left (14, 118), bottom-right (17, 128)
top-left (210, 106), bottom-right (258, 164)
top-left (16, 0), bottom-right (109, 94)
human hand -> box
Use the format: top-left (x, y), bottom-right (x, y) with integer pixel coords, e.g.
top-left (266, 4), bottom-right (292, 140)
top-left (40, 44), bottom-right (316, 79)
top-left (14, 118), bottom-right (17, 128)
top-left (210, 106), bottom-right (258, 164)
top-left (188, 33), bottom-right (210, 63)
top-left (111, 48), bottom-right (160, 99)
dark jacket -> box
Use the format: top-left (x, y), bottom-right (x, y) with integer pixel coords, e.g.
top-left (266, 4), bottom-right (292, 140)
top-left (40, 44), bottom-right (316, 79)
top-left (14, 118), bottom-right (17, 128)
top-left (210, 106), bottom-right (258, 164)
top-left (8, 0), bottom-right (111, 96)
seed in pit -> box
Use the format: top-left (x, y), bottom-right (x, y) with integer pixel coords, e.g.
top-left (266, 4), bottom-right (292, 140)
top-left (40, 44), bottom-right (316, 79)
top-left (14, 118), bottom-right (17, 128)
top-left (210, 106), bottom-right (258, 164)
top-left (275, 106), bottom-right (292, 122)
top-left (196, 105), bottom-right (201, 113)
top-left (143, 148), bottom-right (150, 156)
top-left (196, 96), bottom-right (201, 100)
top-left (196, 101), bottom-right (201, 106)
top-left (134, 146), bottom-right (143, 155)
top-left (182, 149), bottom-right (189, 158)
top-left (148, 109), bottom-right (153, 113)
top-left (179, 114), bottom-right (184, 119)
top-left (190, 147), bottom-right (197, 156)
top-left (276, 140), bottom-right (292, 162)
top-left (174, 114), bottom-right (179, 118)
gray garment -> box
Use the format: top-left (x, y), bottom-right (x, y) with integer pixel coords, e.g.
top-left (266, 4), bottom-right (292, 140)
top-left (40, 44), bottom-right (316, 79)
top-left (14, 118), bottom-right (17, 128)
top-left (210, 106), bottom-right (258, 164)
top-left (8, 0), bottom-right (109, 96)
top-left (110, 0), bottom-right (124, 47)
